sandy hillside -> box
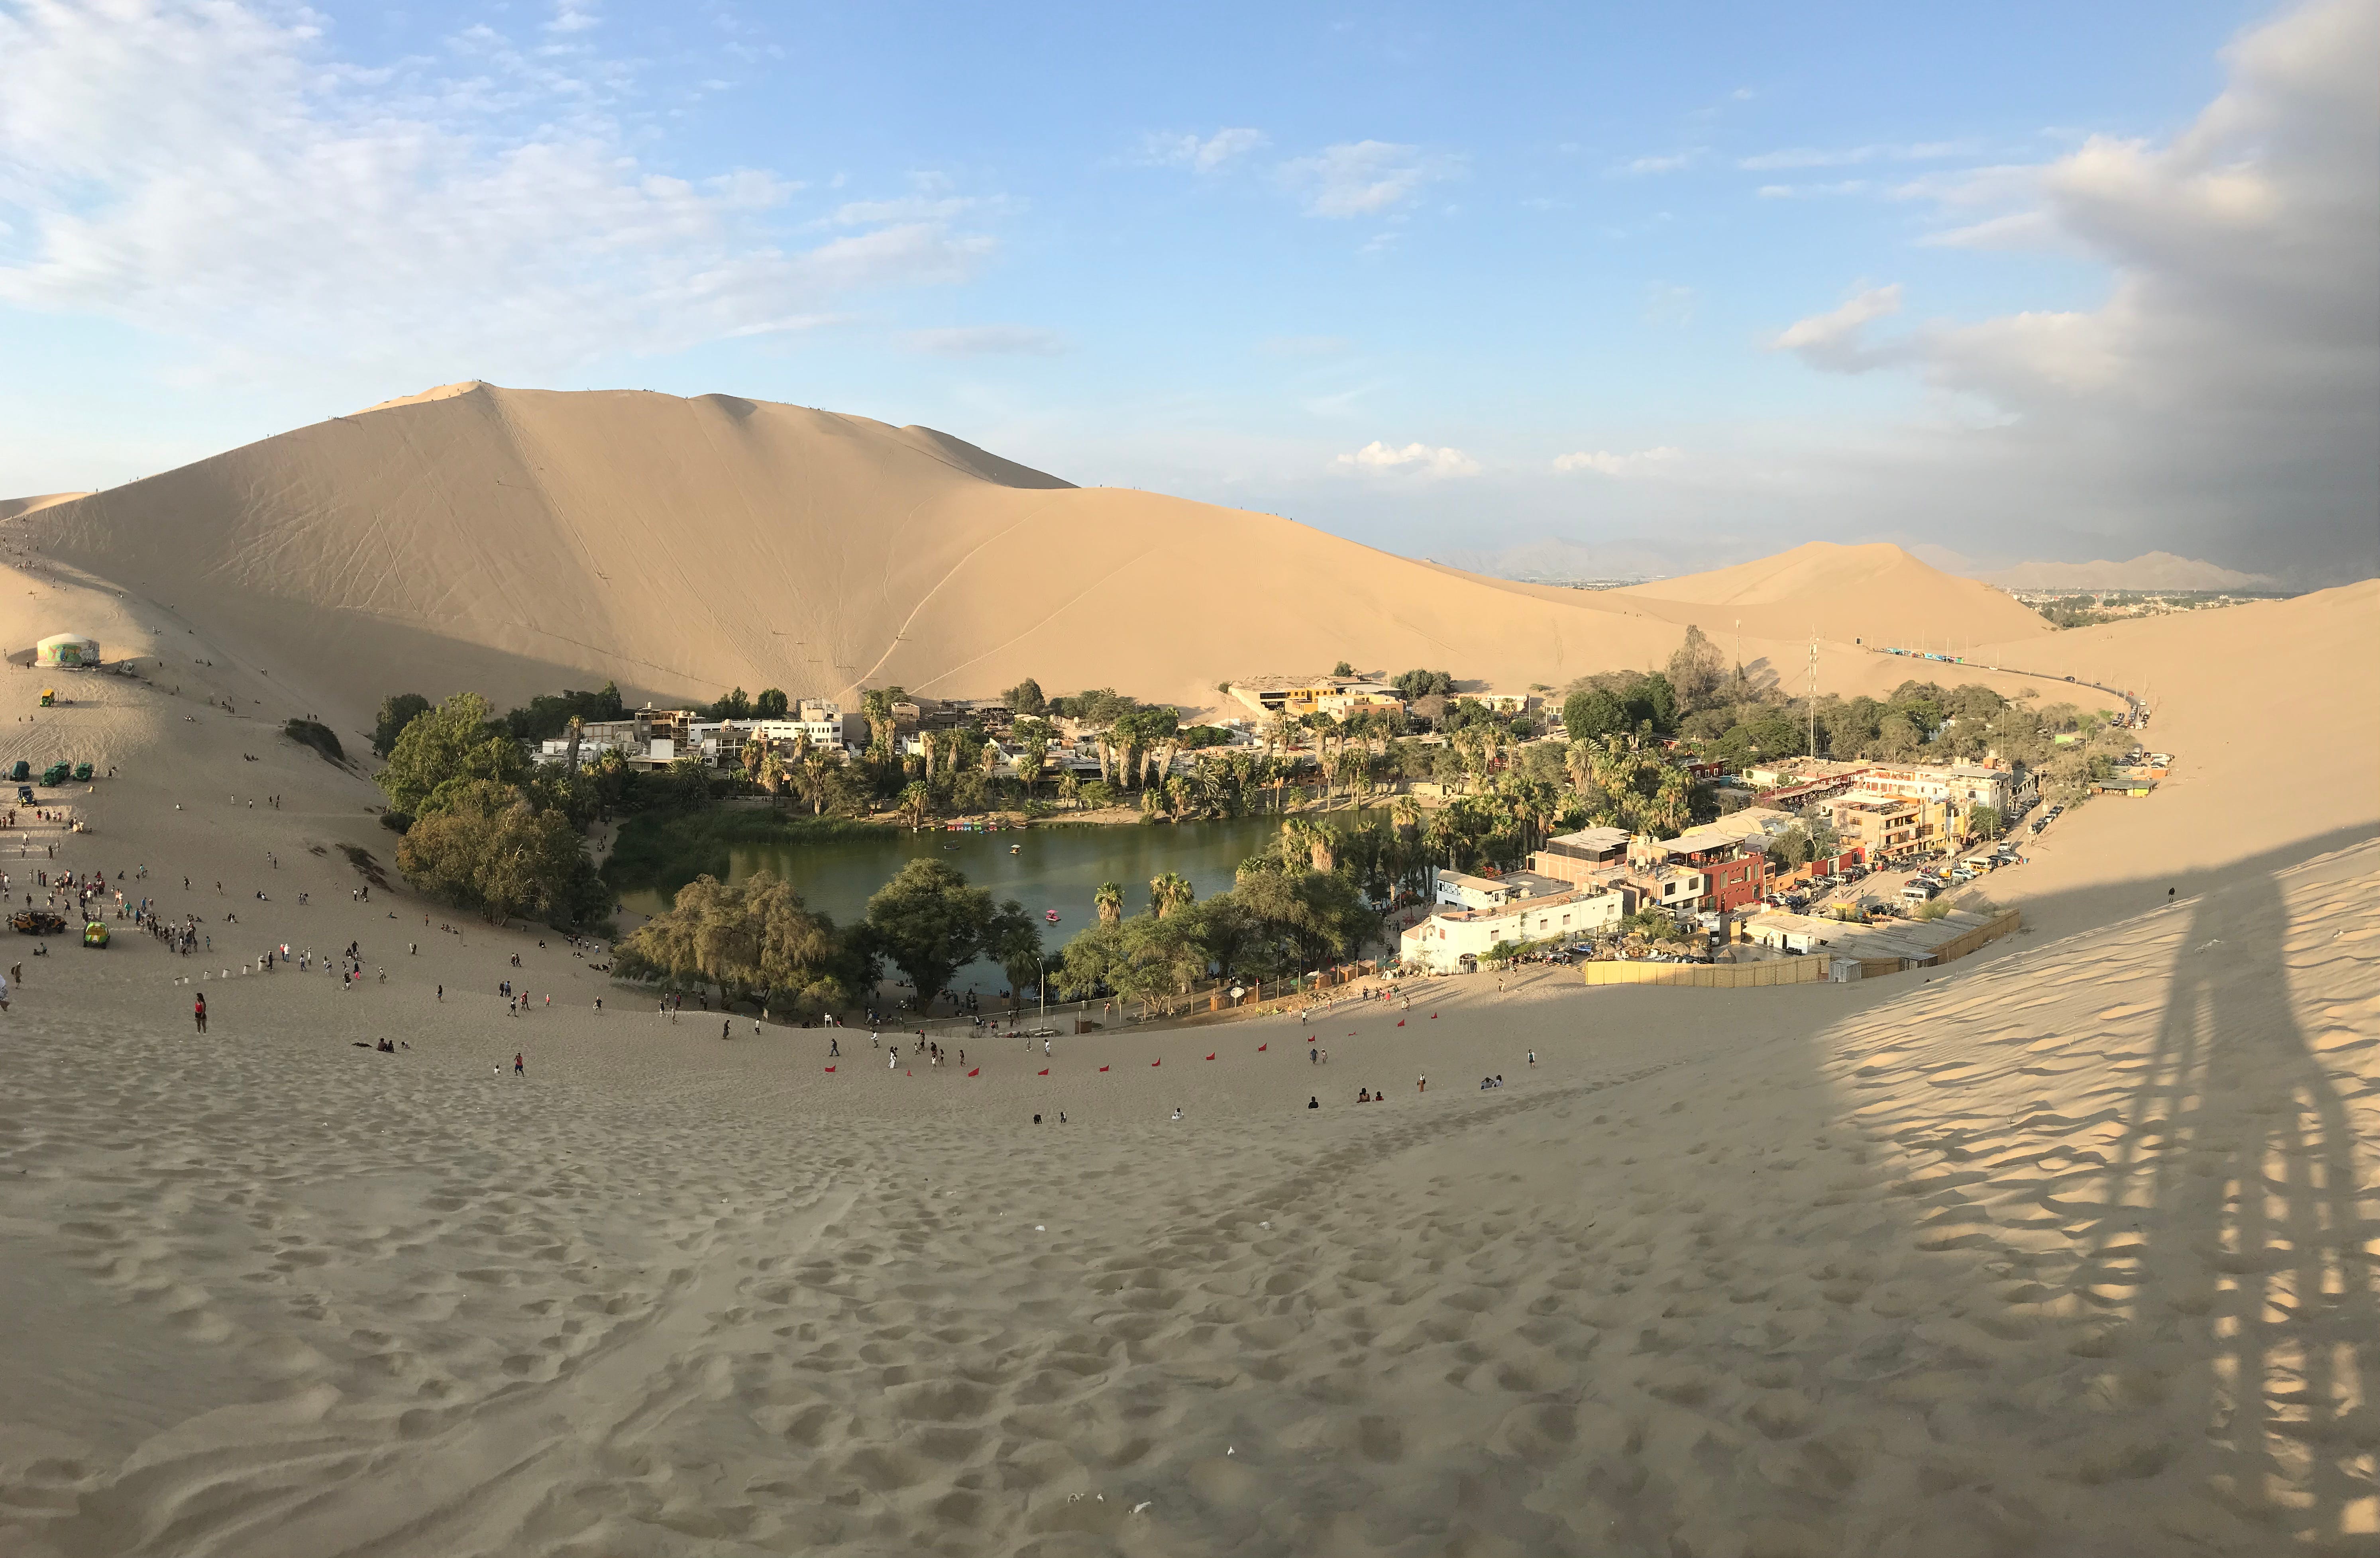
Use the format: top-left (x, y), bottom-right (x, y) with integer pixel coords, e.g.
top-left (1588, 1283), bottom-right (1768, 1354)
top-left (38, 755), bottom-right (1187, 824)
top-left (11, 386), bottom-right (2041, 735)
top-left (0, 495), bottom-right (90, 522)
top-left (0, 744), bottom-right (2368, 1556)
top-left (1972, 581), bottom-right (2380, 938)
top-left (1606, 542), bottom-right (2055, 651)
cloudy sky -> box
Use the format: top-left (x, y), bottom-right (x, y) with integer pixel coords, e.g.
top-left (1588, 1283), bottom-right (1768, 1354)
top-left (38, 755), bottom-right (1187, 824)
top-left (1, 0), bottom-right (2372, 581)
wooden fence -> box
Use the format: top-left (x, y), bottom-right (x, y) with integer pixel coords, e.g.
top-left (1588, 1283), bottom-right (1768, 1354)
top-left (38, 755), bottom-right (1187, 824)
top-left (1581, 958), bottom-right (1829, 989)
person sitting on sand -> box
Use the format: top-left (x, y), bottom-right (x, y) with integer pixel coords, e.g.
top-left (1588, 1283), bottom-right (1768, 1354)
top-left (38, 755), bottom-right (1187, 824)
top-left (1357, 1087), bottom-right (1370, 1103)
top-left (1308, 1096), bottom-right (1320, 1109)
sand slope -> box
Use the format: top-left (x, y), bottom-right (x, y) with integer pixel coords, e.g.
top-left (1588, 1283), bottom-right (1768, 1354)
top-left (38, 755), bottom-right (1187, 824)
top-left (1974, 581), bottom-right (2380, 937)
top-left (13, 387), bottom-right (2055, 732)
top-left (1608, 542), bottom-right (2055, 650)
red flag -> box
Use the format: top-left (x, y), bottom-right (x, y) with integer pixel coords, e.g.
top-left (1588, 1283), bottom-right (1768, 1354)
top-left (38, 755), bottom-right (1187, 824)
top-left (1205, 1052), bottom-right (1216, 1061)
top-left (1038, 1068), bottom-right (1049, 1076)
top-left (823, 1065), bottom-right (836, 1072)
top-left (1430, 1013), bottom-right (1438, 1019)
top-left (1151, 1059), bottom-right (1162, 1067)
top-left (968, 1067), bottom-right (980, 1077)
top-left (1397, 1019), bottom-right (1405, 1027)
top-left (906, 1069), bottom-right (913, 1076)
top-left (1257, 1043), bottom-right (1268, 1052)
top-left (1099, 1065), bottom-right (1110, 1072)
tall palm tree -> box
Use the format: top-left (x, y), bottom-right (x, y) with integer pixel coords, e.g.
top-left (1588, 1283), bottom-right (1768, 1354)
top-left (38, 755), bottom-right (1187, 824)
top-left (1095, 880), bottom-right (1124, 926)
top-left (757, 749), bottom-right (788, 802)
top-left (1056, 769), bottom-right (1082, 811)
top-left (1149, 871), bottom-right (1194, 919)
top-left (897, 781), bottom-right (934, 829)
top-left (740, 734), bottom-right (766, 781)
top-left (798, 752), bottom-right (834, 815)
top-left (564, 714), bottom-right (585, 773)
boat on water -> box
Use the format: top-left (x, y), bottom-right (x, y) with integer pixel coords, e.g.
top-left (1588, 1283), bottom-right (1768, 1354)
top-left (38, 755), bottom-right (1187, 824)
top-left (1045, 909), bottom-right (1060, 923)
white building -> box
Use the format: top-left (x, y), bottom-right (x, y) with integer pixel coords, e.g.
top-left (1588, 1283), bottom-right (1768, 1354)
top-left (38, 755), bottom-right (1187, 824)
top-left (1432, 868), bottom-right (1575, 912)
top-left (1401, 886), bottom-right (1630, 974)
top-left (1851, 762), bottom-right (2014, 814)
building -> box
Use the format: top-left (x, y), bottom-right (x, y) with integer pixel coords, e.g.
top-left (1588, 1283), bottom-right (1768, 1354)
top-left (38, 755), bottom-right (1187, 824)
top-left (1537, 825), bottom-right (1629, 868)
top-left (1433, 868), bottom-right (1576, 912)
top-left (1229, 675), bottom-right (1405, 720)
top-left (1851, 761), bottom-right (2015, 815)
top-left (1400, 884), bottom-right (1631, 973)
top-left (1825, 795), bottom-right (1952, 859)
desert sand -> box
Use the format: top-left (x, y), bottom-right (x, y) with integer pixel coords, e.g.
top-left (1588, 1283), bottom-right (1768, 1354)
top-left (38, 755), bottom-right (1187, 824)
top-left (0, 400), bottom-right (2372, 1556)
top-left (22, 385), bottom-right (2051, 734)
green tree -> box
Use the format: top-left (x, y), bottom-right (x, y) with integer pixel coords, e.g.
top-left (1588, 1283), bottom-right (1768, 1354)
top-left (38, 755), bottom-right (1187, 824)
top-left (372, 693), bottom-right (432, 759)
top-left (395, 779), bottom-right (609, 928)
top-left (1150, 871), bottom-right (1196, 919)
top-left (1331, 659), bottom-right (1355, 677)
top-left (376, 692), bottom-right (527, 818)
top-left (1966, 803), bottom-right (2003, 841)
top-left (1562, 688), bottom-right (1629, 742)
top-left (862, 859), bottom-right (1013, 1013)
top-left (616, 869), bottom-right (858, 1011)
top-left (1392, 668), bottom-right (1456, 700)
top-left (897, 780), bottom-right (935, 828)
top-left (1095, 880), bottom-right (1124, 926)
top-left (753, 688), bottom-right (790, 719)
top-left (1003, 677), bottom-right (1047, 716)
top-left (1665, 625), bottom-right (1726, 711)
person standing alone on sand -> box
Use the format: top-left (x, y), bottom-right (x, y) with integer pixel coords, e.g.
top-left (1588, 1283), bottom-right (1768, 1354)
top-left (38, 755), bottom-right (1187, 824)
top-left (514, 1052), bottom-right (524, 1077)
top-left (194, 992), bottom-right (207, 1033)
top-left (1416, 1074), bottom-right (1426, 1094)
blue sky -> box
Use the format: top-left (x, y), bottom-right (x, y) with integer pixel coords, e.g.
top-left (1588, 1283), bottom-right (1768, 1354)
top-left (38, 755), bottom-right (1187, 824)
top-left (2, 0), bottom-right (2372, 578)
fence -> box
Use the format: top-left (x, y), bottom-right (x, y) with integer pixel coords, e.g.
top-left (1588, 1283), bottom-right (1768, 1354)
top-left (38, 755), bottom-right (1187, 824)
top-left (1581, 958), bottom-right (1829, 989)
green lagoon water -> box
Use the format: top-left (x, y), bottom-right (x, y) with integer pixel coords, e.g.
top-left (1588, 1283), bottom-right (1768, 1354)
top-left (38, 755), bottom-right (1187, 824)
top-left (615, 817), bottom-right (1290, 999)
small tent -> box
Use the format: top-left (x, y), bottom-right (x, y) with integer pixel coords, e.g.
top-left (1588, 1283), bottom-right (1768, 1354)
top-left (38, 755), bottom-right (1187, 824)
top-left (35, 633), bottom-right (98, 668)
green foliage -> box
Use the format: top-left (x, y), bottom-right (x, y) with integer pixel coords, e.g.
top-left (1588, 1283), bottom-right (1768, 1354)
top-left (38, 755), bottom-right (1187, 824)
top-left (285, 718), bottom-right (344, 764)
top-left (753, 688), bottom-right (790, 719)
top-left (861, 858), bottom-right (1037, 1012)
top-left (615, 870), bottom-right (860, 1011)
top-left (372, 693), bottom-right (431, 758)
top-left (1967, 803), bottom-right (2003, 840)
top-left (375, 692), bottom-right (527, 816)
top-left (1177, 724), bottom-right (1234, 750)
top-left (1562, 688), bottom-right (1626, 742)
top-left (1331, 659), bottom-right (1355, 677)
top-left (1392, 668), bottom-right (1456, 700)
top-left (601, 807), bottom-right (872, 899)
top-left (1911, 897), bottom-right (1952, 922)
top-left (1665, 625), bottom-right (1727, 710)
top-left (395, 779), bottom-right (611, 929)
top-left (711, 687), bottom-right (753, 721)
top-left (1048, 687), bottom-right (1136, 725)
top-left (1003, 677), bottom-right (1047, 716)
top-left (499, 682), bottom-right (624, 742)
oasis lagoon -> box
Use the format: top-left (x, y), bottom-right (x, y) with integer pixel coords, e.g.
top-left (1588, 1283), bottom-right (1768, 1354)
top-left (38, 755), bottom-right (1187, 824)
top-left (613, 817), bottom-right (1292, 1002)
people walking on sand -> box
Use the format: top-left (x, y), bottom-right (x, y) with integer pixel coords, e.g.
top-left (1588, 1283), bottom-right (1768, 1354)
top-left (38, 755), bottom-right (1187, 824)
top-left (829, 1035), bottom-right (840, 1057)
top-left (194, 992), bottom-right (207, 1033)
top-left (1528, 1050), bottom-right (1536, 1067)
top-left (514, 1052), bottom-right (525, 1076)
top-left (1417, 1074), bottom-right (1426, 1094)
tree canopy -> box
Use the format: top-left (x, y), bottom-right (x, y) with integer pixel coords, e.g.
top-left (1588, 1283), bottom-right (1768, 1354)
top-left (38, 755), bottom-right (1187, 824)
top-left (862, 858), bottom-right (1038, 1012)
top-left (616, 870), bottom-right (859, 1011)
top-left (376, 692), bottom-right (528, 818)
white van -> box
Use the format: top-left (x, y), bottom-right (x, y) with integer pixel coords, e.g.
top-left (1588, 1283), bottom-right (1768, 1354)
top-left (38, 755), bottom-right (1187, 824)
top-left (1900, 881), bottom-right (1938, 905)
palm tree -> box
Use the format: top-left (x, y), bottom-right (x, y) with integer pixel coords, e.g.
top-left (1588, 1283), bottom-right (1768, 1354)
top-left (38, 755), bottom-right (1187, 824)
top-left (860, 688), bottom-right (897, 757)
top-left (798, 752), bottom-right (834, 815)
top-left (1149, 871), bottom-right (1194, 919)
top-left (740, 734), bottom-right (766, 782)
top-left (897, 781), bottom-right (934, 829)
top-left (756, 749), bottom-right (788, 802)
top-left (1095, 880), bottom-right (1124, 926)
top-left (564, 714), bottom-right (585, 773)
top-left (1056, 769), bottom-right (1082, 811)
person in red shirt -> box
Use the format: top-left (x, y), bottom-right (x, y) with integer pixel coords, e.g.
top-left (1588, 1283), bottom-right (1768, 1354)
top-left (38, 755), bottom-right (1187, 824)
top-left (194, 993), bottom-right (207, 1033)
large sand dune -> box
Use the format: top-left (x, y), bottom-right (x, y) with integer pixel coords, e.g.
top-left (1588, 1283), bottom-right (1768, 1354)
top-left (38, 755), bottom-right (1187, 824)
top-left (0, 385), bottom-right (2371, 1557)
top-left (1608, 541), bottom-right (2056, 650)
top-left (15, 386), bottom-right (2050, 732)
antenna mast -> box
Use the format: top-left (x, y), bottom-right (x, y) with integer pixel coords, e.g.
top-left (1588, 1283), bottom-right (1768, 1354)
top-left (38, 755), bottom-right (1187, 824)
top-left (1807, 633), bottom-right (1820, 757)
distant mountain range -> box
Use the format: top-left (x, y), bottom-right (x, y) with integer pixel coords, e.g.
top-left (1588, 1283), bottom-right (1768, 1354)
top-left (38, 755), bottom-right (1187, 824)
top-left (1973, 552), bottom-right (2278, 592)
top-left (1447, 537), bottom-right (2282, 595)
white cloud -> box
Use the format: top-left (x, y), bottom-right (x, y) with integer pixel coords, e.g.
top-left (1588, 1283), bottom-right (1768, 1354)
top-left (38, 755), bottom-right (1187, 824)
top-left (1756, 180), bottom-right (1873, 199)
top-left (1769, 0), bottom-right (2380, 579)
top-left (1334, 440), bottom-right (1480, 477)
top-left (1771, 285), bottom-right (1905, 371)
top-left (1144, 127), bottom-right (1268, 172)
top-left (899, 325), bottom-right (1065, 357)
top-left (1279, 141), bottom-right (1458, 218)
top-left (1553, 446), bottom-right (1682, 477)
top-left (1619, 151), bottom-right (1697, 175)
top-left (0, 0), bottom-right (998, 371)
top-left (1738, 141), bottom-right (1970, 171)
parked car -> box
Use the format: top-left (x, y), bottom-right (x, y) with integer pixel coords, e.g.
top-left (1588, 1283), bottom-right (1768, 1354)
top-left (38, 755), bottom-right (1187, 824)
top-left (12, 909), bottom-right (66, 935)
top-left (1900, 881), bottom-right (1938, 904)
